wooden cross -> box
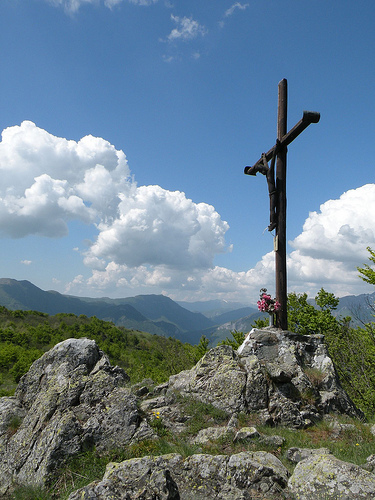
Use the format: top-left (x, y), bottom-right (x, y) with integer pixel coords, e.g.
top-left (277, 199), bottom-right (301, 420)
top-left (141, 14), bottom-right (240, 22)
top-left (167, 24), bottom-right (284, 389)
top-left (244, 79), bottom-right (320, 330)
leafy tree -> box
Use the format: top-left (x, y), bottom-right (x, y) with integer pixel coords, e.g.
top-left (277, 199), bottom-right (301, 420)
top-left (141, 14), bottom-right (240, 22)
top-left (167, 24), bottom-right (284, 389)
top-left (196, 335), bottom-right (210, 357)
top-left (218, 330), bottom-right (246, 349)
top-left (315, 288), bottom-right (339, 311)
top-left (287, 287), bottom-right (375, 417)
top-left (357, 247), bottom-right (375, 285)
top-left (252, 317), bottom-right (269, 329)
top-left (287, 288), bottom-right (342, 336)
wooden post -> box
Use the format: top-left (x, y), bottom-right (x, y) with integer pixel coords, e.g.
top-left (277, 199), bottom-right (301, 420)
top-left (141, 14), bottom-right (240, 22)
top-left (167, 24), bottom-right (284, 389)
top-left (244, 79), bottom-right (320, 331)
top-left (276, 79), bottom-right (288, 330)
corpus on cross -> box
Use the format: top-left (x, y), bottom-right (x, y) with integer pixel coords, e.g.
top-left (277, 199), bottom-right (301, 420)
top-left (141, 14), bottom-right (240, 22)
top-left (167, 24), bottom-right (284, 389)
top-left (244, 79), bottom-right (320, 330)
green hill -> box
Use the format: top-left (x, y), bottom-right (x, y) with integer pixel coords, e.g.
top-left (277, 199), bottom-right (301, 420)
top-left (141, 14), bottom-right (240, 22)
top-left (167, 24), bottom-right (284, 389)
top-left (0, 306), bottom-right (204, 397)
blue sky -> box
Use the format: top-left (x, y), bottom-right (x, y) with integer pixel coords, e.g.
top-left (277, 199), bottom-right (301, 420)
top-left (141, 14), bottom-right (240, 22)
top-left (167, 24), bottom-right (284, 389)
top-left (0, 0), bottom-right (374, 304)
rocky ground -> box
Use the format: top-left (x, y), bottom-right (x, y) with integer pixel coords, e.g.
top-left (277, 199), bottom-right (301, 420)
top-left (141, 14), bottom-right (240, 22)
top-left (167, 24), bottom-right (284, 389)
top-left (1, 329), bottom-right (375, 499)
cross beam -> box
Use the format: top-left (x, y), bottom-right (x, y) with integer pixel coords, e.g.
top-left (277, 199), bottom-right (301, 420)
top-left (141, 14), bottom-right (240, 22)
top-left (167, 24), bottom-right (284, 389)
top-left (244, 79), bottom-right (320, 330)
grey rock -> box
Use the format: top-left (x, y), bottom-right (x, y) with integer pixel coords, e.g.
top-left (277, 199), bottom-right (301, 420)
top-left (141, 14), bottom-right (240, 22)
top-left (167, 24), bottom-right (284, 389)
top-left (286, 446), bottom-right (332, 463)
top-left (0, 338), bottom-right (139, 496)
top-left (329, 420), bottom-right (357, 439)
top-left (68, 451), bottom-right (290, 500)
top-left (165, 329), bottom-right (362, 430)
top-left (193, 426), bottom-right (232, 444)
top-left (167, 345), bottom-right (247, 413)
top-left (237, 328), bottom-right (363, 427)
top-left (0, 396), bottom-right (26, 436)
top-left (140, 395), bottom-right (168, 412)
top-left (288, 452), bottom-right (375, 499)
top-left (259, 434), bottom-right (285, 447)
top-left (153, 381), bottom-right (169, 395)
top-left (363, 455), bottom-right (375, 473)
top-left (0, 328), bottom-right (368, 499)
top-left (241, 355), bottom-right (269, 411)
top-left (226, 414), bottom-right (238, 429)
top-left (233, 426), bottom-right (260, 442)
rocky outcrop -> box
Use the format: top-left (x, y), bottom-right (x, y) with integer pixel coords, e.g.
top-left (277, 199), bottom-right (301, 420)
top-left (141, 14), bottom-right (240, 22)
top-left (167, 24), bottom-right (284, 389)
top-left (166, 328), bottom-right (363, 428)
top-left (0, 331), bottom-right (371, 499)
top-left (67, 448), bottom-right (375, 500)
top-left (0, 338), bottom-right (153, 496)
top-left (167, 344), bottom-right (247, 413)
top-left (288, 451), bottom-right (375, 499)
top-left (68, 451), bottom-right (290, 500)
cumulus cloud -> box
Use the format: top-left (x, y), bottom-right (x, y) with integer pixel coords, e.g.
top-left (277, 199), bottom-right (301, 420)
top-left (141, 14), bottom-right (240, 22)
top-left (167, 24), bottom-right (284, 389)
top-left (285, 184), bottom-right (375, 297)
top-left (85, 184), bottom-right (229, 269)
top-left (167, 15), bottom-right (207, 42)
top-left (1, 120), bottom-right (231, 293)
top-left (2, 121), bottom-right (374, 302)
top-left (66, 183), bottom-right (375, 301)
top-left (81, 183), bottom-right (375, 301)
top-left (290, 185), bottom-right (375, 263)
top-left (0, 121), bottom-right (130, 238)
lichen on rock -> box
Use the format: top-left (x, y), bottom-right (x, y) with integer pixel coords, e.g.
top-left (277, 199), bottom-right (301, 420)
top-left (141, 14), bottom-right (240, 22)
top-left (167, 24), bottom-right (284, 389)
top-left (0, 338), bottom-right (144, 496)
top-left (67, 451), bottom-right (290, 500)
top-left (288, 452), bottom-right (375, 499)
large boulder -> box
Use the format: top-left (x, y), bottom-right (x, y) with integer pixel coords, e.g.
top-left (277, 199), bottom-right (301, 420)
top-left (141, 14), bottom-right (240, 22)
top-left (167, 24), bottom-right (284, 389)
top-left (68, 451), bottom-right (290, 500)
top-left (167, 345), bottom-right (247, 413)
top-left (288, 452), bottom-right (375, 499)
top-left (0, 338), bottom-right (147, 496)
top-left (166, 328), bottom-right (363, 428)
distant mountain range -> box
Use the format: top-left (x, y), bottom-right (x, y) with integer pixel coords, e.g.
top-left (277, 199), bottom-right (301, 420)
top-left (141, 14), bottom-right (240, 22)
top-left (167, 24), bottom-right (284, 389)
top-left (0, 279), bottom-right (215, 345)
top-left (0, 278), bottom-right (373, 345)
top-left (330, 292), bottom-right (375, 325)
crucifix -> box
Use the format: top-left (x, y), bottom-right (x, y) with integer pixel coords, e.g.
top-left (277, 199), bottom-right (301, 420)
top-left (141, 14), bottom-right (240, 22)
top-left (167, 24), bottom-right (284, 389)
top-left (244, 79), bottom-right (320, 330)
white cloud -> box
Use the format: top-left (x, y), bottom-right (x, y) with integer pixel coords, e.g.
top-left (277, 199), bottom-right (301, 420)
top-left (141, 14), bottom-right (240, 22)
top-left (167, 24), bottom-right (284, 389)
top-left (85, 184), bottom-right (229, 269)
top-left (0, 121), bottom-right (130, 238)
top-left (3, 121), bottom-right (374, 303)
top-left (69, 184), bottom-right (375, 301)
top-left (46, 0), bottom-right (98, 12)
top-left (105, 0), bottom-right (157, 6)
top-left (285, 184), bottom-right (375, 297)
top-left (46, 0), bottom-right (157, 13)
top-left (220, 2), bottom-right (249, 28)
top-left (224, 2), bottom-right (249, 18)
top-left (1, 120), bottom-right (232, 294)
top-left (167, 15), bottom-right (207, 42)
top-left (21, 260), bottom-right (32, 265)
top-left (290, 184), bottom-right (375, 263)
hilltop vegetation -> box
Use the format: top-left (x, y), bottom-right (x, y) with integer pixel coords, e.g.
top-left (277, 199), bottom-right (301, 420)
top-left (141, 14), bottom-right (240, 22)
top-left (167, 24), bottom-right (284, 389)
top-left (0, 307), bottom-right (206, 397)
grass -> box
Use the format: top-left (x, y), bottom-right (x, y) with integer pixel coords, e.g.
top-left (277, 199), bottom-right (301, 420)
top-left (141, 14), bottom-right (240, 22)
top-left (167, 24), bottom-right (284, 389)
top-left (177, 395), bottom-right (230, 436)
top-left (9, 485), bottom-right (51, 500)
top-left (304, 367), bottom-right (326, 387)
top-left (6, 415), bottom-right (22, 438)
top-left (0, 371), bottom-right (17, 397)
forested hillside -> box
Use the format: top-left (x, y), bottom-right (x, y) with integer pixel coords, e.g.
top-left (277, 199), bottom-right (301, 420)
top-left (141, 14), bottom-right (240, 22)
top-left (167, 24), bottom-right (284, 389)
top-left (0, 306), bottom-right (206, 397)
top-left (0, 279), bottom-right (215, 344)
